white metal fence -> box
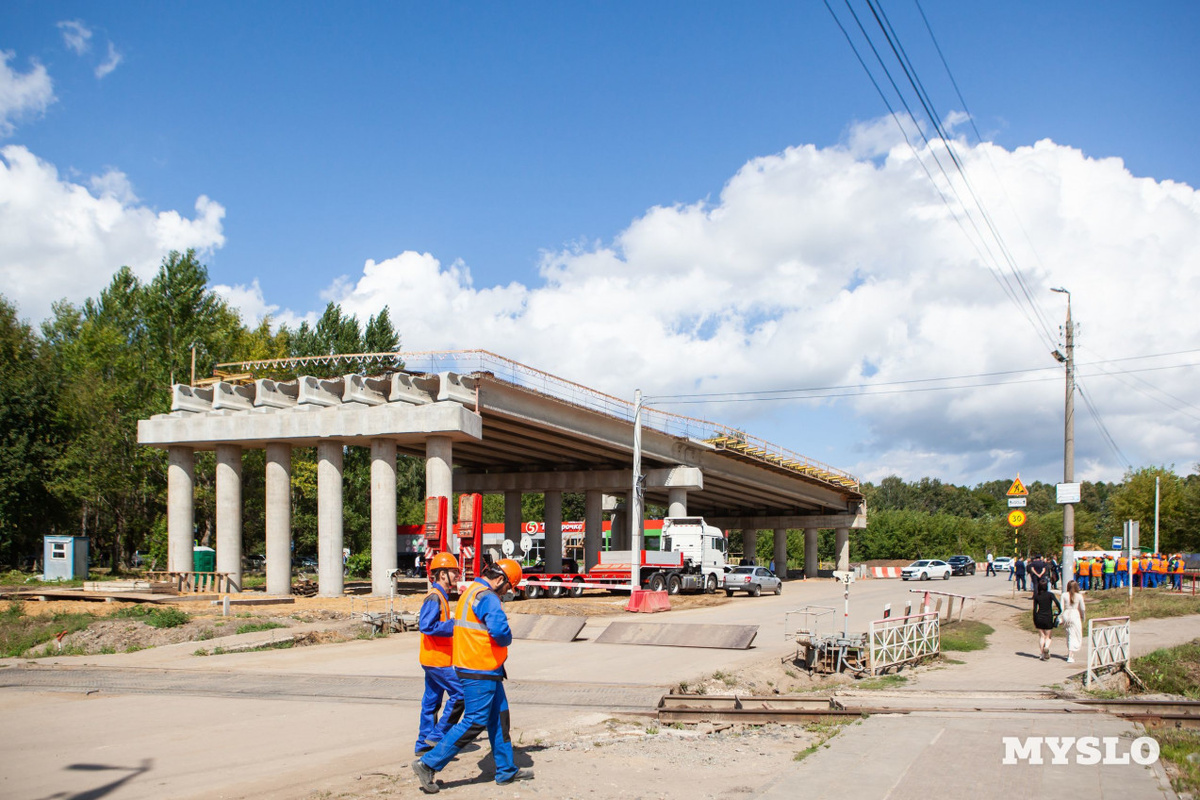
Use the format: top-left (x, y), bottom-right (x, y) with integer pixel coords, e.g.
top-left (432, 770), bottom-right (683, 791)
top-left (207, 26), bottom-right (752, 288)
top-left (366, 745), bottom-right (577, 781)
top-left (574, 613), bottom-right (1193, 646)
top-left (1085, 615), bottom-right (1131, 688)
top-left (868, 611), bottom-right (940, 676)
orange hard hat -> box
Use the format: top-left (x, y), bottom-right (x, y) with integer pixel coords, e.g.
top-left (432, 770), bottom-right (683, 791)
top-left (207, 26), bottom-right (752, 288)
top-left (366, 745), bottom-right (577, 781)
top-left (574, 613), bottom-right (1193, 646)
top-left (429, 552), bottom-right (459, 572)
top-left (497, 558), bottom-right (523, 587)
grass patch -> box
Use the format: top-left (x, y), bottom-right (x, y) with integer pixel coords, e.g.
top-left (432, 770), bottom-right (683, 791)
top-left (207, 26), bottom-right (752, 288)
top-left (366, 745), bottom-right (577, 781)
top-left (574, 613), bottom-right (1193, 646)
top-left (794, 718), bottom-right (856, 761)
top-left (940, 620), bottom-right (994, 652)
top-left (1151, 729), bottom-right (1200, 796)
top-left (1130, 638), bottom-right (1200, 698)
top-left (235, 621), bottom-right (285, 635)
top-left (0, 600), bottom-right (98, 657)
top-left (110, 605), bottom-right (191, 629)
top-left (853, 673), bottom-right (908, 690)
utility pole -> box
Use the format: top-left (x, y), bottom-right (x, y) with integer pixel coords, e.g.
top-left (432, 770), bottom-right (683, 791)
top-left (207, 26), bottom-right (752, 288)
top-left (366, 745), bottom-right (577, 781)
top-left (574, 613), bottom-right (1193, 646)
top-left (1051, 287), bottom-right (1075, 588)
top-left (631, 389), bottom-right (644, 591)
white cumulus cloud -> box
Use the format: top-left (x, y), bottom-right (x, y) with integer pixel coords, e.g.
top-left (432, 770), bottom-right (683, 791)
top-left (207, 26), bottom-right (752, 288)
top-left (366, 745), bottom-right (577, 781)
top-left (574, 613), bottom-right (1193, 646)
top-left (303, 121), bottom-right (1199, 483)
top-left (0, 51), bottom-right (55, 136)
top-left (0, 145), bottom-right (226, 323)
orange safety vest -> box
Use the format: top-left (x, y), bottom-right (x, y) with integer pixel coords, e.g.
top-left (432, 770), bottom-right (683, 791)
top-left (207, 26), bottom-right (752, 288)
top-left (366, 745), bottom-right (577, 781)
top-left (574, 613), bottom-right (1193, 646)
top-left (1131, 558), bottom-right (1140, 574)
top-left (418, 588), bottom-right (454, 668)
top-left (1155, 557), bottom-right (1168, 574)
top-left (452, 581), bottom-right (507, 672)
top-left (1142, 557), bottom-right (1152, 573)
top-left (1117, 557), bottom-right (1127, 571)
top-left (1090, 560), bottom-right (1102, 577)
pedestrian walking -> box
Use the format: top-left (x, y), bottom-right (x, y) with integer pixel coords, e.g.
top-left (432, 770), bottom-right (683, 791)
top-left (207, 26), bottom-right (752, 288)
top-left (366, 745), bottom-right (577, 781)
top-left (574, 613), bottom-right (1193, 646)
top-left (1032, 580), bottom-right (1062, 661)
top-left (986, 552), bottom-right (996, 577)
top-left (413, 558), bottom-right (533, 793)
top-left (1060, 580), bottom-right (1086, 663)
top-left (1014, 557), bottom-right (1027, 592)
top-left (1049, 557), bottom-right (1060, 589)
top-left (416, 552), bottom-right (464, 757)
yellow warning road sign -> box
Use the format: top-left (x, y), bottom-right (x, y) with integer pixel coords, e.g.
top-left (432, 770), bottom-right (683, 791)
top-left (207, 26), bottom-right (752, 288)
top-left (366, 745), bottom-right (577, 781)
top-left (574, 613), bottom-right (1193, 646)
top-left (1008, 509), bottom-right (1026, 527)
top-left (1006, 476), bottom-right (1029, 497)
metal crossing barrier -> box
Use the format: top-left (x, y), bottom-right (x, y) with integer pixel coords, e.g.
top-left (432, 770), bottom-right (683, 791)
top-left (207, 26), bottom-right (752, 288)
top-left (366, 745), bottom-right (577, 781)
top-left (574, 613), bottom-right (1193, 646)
top-left (1085, 615), bottom-right (1131, 688)
top-left (868, 611), bottom-right (940, 676)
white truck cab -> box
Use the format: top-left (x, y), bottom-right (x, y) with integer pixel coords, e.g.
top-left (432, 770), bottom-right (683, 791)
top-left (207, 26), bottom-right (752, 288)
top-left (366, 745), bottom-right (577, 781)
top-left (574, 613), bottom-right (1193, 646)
top-left (660, 516), bottom-right (727, 585)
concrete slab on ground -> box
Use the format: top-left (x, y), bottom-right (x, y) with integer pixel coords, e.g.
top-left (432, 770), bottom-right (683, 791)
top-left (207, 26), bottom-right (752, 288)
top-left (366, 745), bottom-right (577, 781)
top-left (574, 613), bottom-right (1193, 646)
top-left (595, 621), bottom-right (758, 649)
top-left (507, 613), bottom-right (587, 642)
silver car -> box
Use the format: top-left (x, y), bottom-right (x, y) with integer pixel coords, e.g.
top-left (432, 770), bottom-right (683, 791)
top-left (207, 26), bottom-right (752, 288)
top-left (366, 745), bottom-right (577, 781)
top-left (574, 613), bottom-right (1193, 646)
top-left (901, 559), bottom-right (952, 581)
top-left (723, 565), bottom-right (782, 596)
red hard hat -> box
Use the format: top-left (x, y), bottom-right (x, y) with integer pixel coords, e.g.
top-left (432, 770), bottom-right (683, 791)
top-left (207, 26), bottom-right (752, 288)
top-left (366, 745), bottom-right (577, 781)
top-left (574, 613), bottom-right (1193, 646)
top-left (497, 559), bottom-right (523, 587)
top-left (430, 552), bottom-right (459, 572)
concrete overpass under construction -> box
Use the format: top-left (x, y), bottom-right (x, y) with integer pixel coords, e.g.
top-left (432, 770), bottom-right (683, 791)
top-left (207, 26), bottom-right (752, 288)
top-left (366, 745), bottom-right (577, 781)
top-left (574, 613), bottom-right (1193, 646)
top-left (137, 350), bottom-right (865, 597)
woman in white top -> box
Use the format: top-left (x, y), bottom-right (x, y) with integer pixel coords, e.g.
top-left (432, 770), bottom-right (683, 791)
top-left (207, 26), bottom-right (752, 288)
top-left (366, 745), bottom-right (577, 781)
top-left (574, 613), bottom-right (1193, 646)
top-left (1062, 579), bottom-right (1086, 663)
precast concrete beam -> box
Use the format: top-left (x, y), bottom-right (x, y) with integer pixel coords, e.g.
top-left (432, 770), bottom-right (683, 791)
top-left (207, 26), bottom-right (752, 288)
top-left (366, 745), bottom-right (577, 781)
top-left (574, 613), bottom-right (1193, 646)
top-left (317, 440), bottom-right (344, 597)
top-left (299, 376), bottom-right (345, 406)
top-left (705, 512), bottom-right (866, 530)
top-left (265, 443), bottom-right (292, 596)
top-left (455, 466), bottom-right (702, 494)
top-left (345, 375), bottom-right (388, 406)
top-left (390, 373), bottom-right (439, 405)
top-left (213, 382), bottom-right (255, 412)
top-left (254, 379), bottom-right (298, 409)
top-left (172, 385), bottom-right (213, 413)
top-left (436, 372), bottom-right (478, 405)
top-left (167, 446), bottom-right (194, 573)
top-left (215, 444), bottom-right (243, 591)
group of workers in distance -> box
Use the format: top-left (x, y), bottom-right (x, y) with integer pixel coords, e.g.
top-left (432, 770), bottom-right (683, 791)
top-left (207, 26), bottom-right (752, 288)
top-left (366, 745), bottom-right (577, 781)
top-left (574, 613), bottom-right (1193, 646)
top-left (411, 551), bottom-right (534, 794)
top-left (1073, 552), bottom-right (1187, 591)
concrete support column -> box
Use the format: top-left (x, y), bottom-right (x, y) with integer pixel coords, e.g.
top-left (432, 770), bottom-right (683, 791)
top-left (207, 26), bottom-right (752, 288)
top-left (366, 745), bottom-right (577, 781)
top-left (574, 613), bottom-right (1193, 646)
top-left (265, 443), bottom-right (292, 596)
top-left (215, 444), bottom-right (243, 592)
top-left (371, 439), bottom-right (398, 596)
top-left (804, 528), bottom-right (819, 578)
top-left (584, 490), bottom-right (603, 570)
top-left (426, 436), bottom-right (454, 549)
top-left (167, 446), bottom-right (194, 573)
top-left (504, 490), bottom-right (522, 557)
top-left (317, 440), bottom-right (344, 597)
top-left (835, 527), bottom-right (850, 573)
top-left (743, 529), bottom-right (758, 565)
top-left (773, 528), bottom-right (788, 578)
top-left (610, 497), bottom-right (628, 550)
top-left (667, 488), bottom-right (687, 518)
top-left (545, 490), bottom-right (563, 573)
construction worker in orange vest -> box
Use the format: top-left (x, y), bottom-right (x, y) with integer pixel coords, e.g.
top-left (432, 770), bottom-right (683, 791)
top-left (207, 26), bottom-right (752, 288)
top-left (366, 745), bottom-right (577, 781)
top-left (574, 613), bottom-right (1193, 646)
top-left (1090, 556), bottom-right (1103, 590)
top-left (1155, 553), bottom-right (1170, 588)
top-left (1116, 554), bottom-right (1128, 588)
top-left (1076, 557), bottom-right (1090, 590)
top-left (1143, 554), bottom-right (1156, 588)
top-left (414, 558), bottom-right (533, 792)
top-left (1131, 553), bottom-right (1141, 587)
top-left (416, 552), bottom-right (464, 757)
top-left (1171, 554), bottom-right (1185, 591)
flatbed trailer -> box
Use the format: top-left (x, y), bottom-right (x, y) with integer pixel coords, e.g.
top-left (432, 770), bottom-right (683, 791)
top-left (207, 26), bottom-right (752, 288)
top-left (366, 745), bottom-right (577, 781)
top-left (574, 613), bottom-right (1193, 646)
top-left (518, 549), bottom-right (718, 598)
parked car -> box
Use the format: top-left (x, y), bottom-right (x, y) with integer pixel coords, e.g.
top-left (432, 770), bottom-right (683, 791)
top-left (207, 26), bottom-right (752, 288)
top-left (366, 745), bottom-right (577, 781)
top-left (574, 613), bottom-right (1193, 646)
top-left (298, 556), bottom-right (318, 570)
top-left (946, 555), bottom-right (976, 576)
top-left (723, 565), bottom-right (781, 596)
top-left (901, 559), bottom-right (952, 581)
top-left (992, 556), bottom-right (1014, 574)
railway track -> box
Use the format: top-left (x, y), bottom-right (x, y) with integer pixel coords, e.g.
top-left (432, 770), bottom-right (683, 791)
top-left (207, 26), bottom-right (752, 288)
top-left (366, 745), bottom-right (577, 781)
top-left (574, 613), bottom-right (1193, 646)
top-left (657, 693), bottom-right (1200, 728)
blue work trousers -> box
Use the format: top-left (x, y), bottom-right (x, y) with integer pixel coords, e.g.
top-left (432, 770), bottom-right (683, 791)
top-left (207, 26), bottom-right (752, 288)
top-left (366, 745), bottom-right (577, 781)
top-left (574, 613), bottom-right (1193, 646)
top-left (421, 676), bottom-right (517, 783)
top-left (417, 666), bottom-right (464, 754)
top-left (1078, 574), bottom-right (1088, 590)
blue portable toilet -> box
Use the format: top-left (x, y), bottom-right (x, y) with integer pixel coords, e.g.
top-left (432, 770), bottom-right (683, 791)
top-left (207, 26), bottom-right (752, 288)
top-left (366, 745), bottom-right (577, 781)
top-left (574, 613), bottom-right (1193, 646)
top-left (43, 536), bottom-right (89, 580)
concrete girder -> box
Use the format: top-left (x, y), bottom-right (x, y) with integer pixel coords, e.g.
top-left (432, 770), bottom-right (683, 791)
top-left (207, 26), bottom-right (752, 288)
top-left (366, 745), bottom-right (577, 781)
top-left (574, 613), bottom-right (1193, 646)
top-left (389, 373), bottom-right (439, 405)
top-left (213, 382), bottom-right (255, 412)
top-left (172, 385), bottom-right (214, 413)
top-left (254, 379), bottom-right (298, 409)
top-left (300, 376), bottom-right (344, 406)
top-left (138, 401), bottom-right (482, 449)
top-left (345, 375), bottom-right (389, 406)
top-left (705, 510), bottom-right (866, 530)
top-left (436, 372), bottom-right (478, 405)
top-left (454, 466), bottom-right (702, 495)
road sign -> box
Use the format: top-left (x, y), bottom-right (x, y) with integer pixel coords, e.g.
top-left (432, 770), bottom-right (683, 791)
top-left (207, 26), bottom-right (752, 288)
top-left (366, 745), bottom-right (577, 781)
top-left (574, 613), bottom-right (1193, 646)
top-left (1008, 509), bottom-right (1026, 527)
top-left (1057, 482), bottom-right (1081, 504)
top-left (1006, 477), bottom-right (1029, 497)
top-left (1112, 537), bottom-right (1123, 550)
top-left (1008, 497), bottom-right (1027, 508)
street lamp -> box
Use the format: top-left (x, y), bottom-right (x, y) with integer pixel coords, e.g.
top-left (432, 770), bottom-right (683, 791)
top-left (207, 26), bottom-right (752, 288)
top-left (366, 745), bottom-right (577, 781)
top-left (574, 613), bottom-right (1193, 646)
top-left (1050, 287), bottom-right (1075, 587)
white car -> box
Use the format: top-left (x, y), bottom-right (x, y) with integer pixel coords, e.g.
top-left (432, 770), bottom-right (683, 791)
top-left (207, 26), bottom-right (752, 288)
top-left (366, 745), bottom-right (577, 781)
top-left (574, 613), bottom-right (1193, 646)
top-left (901, 559), bottom-right (952, 581)
top-left (992, 556), bottom-right (1014, 574)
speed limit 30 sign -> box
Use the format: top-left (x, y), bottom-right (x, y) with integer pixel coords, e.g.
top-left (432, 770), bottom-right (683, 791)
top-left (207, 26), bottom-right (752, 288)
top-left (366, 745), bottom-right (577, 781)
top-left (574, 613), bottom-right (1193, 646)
top-left (1007, 509), bottom-right (1026, 527)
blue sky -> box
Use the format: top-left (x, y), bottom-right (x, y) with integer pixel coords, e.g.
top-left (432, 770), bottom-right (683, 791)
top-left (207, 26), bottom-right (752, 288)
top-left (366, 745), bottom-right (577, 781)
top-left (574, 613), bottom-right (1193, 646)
top-left (3, 1), bottom-right (1199, 487)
